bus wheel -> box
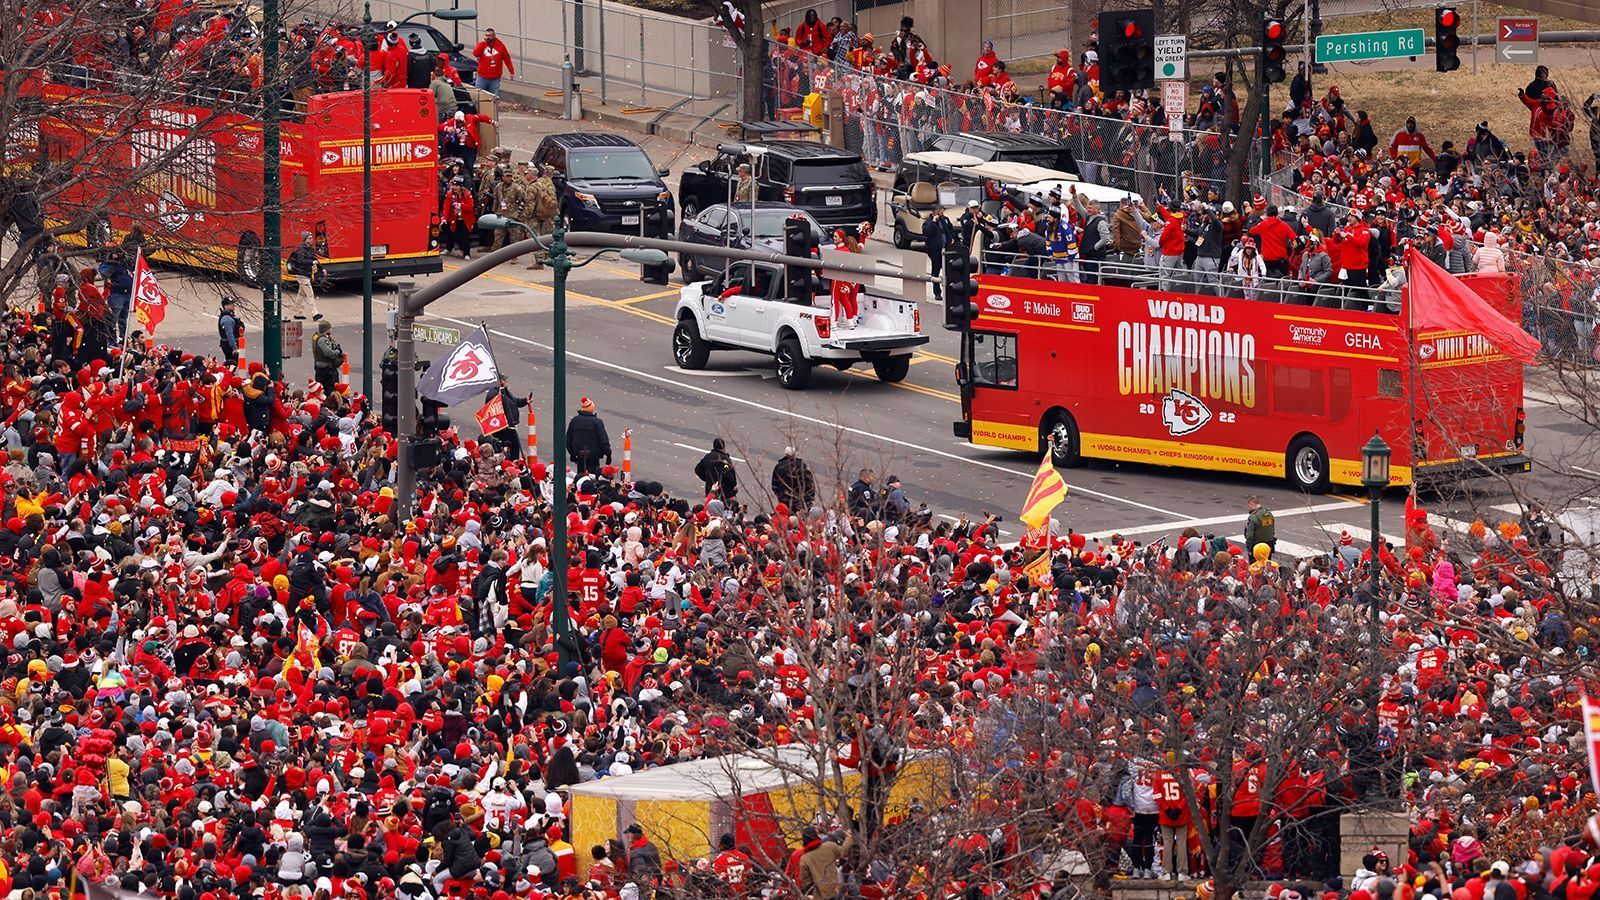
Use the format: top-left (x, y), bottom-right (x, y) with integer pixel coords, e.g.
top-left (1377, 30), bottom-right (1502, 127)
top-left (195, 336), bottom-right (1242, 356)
top-left (873, 355), bottom-right (910, 383)
top-left (1042, 411), bottom-right (1082, 467)
top-left (236, 232), bottom-right (263, 287)
top-left (1287, 436), bottom-right (1331, 494)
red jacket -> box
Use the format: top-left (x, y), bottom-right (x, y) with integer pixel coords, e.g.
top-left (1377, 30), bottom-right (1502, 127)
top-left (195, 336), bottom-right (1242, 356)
top-left (442, 187), bottom-right (476, 229)
top-left (974, 51), bottom-right (1000, 86)
top-left (473, 37), bottom-right (514, 79)
top-left (382, 39), bottom-right (409, 89)
top-left (1248, 215), bottom-right (1297, 262)
top-left (1158, 214), bottom-right (1186, 257)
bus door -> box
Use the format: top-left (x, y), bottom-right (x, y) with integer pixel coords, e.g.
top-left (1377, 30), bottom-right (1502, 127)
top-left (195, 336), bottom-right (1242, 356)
top-left (960, 328), bottom-right (1028, 449)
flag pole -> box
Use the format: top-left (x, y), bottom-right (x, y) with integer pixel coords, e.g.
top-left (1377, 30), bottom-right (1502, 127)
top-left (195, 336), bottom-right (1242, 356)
top-left (1404, 248), bottom-right (1421, 484)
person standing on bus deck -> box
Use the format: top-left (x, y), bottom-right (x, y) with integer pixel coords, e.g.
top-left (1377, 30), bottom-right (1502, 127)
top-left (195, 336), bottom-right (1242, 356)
top-left (286, 232), bottom-right (323, 322)
top-left (473, 28), bottom-right (514, 95)
top-left (1072, 191), bottom-right (1111, 285)
top-left (404, 33), bottom-right (437, 89)
top-left (923, 205), bottom-right (956, 301)
top-left (430, 66), bottom-right (459, 122)
top-left (381, 28), bottom-right (408, 89)
top-left (311, 321), bottom-right (345, 398)
top-left (218, 298), bottom-right (244, 367)
top-left (1248, 204), bottom-right (1297, 278)
top-left (1244, 496), bottom-right (1276, 556)
top-left (1186, 204), bottom-right (1225, 296)
top-left (99, 249), bottom-right (133, 340)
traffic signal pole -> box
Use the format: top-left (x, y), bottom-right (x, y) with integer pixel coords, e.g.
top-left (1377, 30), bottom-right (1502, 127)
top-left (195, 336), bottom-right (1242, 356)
top-left (261, 0), bottom-right (283, 377)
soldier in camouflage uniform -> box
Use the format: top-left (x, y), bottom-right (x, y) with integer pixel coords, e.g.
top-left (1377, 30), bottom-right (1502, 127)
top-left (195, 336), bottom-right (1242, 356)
top-left (476, 146), bottom-right (513, 194)
top-left (482, 168), bottom-right (530, 251)
top-left (526, 164), bottom-right (560, 271)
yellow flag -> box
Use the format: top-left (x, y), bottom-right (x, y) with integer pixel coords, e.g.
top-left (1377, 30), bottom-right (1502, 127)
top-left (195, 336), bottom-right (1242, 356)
top-left (1019, 455), bottom-right (1068, 530)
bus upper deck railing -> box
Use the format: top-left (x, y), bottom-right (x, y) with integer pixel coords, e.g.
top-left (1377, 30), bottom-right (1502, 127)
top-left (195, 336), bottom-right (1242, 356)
top-left (973, 244), bottom-right (1404, 314)
top-left (44, 62), bottom-right (314, 117)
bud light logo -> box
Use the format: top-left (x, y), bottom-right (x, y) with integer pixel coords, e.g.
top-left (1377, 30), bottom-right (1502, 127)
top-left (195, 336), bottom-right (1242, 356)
top-left (988, 294), bottom-right (1012, 311)
top-left (1161, 387), bottom-right (1213, 437)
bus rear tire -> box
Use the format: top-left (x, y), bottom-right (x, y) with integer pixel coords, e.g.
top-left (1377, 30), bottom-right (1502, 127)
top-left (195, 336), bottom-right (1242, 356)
top-left (1042, 411), bottom-right (1082, 468)
top-left (1287, 435), bottom-right (1331, 494)
top-left (237, 232), bottom-right (263, 287)
top-left (873, 355), bottom-right (910, 383)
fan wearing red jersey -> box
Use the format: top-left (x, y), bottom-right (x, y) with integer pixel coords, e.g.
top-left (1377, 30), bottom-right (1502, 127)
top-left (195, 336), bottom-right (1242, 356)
top-left (1152, 768), bottom-right (1192, 880)
top-left (712, 834), bottom-right (754, 896)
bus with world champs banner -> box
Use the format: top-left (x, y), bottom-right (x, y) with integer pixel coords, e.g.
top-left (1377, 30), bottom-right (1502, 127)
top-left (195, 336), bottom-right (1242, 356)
top-left (951, 265), bottom-right (1531, 492)
top-left (29, 73), bottom-right (443, 284)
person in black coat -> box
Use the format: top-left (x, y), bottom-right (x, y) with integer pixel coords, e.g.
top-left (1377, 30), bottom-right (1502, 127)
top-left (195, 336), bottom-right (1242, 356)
top-left (770, 447), bottom-right (816, 511)
top-left (694, 438), bottom-right (738, 502)
top-left (565, 397), bottom-right (611, 476)
top-left (487, 375), bottom-right (530, 459)
top-left (923, 206), bottom-right (958, 300)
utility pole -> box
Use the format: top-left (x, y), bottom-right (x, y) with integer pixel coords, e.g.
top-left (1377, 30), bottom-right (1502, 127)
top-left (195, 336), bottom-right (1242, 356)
top-left (261, 0), bottom-right (283, 377)
top-left (362, 0), bottom-right (375, 398)
top-left (549, 221), bottom-right (573, 671)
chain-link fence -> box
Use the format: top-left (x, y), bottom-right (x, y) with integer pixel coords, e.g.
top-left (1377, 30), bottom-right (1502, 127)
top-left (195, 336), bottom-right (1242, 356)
top-left (1508, 250), bottom-right (1600, 366)
top-left (767, 45), bottom-right (1250, 201)
top-left (353, 0), bottom-right (740, 106)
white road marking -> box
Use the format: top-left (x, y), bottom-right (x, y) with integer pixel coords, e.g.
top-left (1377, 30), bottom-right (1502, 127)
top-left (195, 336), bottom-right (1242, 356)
top-left (1262, 539), bottom-right (1328, 560)
top-left (662, 365), bottom-right (761, 378)
top-left (668, 441), bottom-right (746, 463)
top-left (1084, 499), bottom-right (1359, 539)
top-left (1490, 502), bottom-right (1525, 515)
top-left (424, 312), bottom-right (1190, 519)
top-left (1314, 523), bottom-right (1405, 547)
top-left (1428, 513), bottom-right (1478, 535)
top-left (1523, 388), bottom-right (1563, 407)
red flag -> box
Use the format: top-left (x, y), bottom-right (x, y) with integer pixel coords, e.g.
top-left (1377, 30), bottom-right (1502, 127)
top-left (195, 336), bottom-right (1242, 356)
top-left (1582, 693), bottom-right (1600, 798)
top-left (1405, 246), bottom-right (1539, 364)
top-left (475, 395), bottom-right (509, 434)
top-left (130, 250), bottom-right (168, 336)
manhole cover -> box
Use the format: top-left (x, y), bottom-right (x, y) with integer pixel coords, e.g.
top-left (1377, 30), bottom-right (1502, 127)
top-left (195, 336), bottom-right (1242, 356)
top-left (483, 290), bottom-right (521, 296)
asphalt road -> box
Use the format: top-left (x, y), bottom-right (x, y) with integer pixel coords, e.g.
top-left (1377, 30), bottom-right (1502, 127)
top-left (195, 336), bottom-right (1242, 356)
top-left (142, 105), bottom-right (1600, 560)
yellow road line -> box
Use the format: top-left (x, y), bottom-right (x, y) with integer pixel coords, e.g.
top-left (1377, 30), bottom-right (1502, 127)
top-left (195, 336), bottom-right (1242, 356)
top-left (917, 349), bottom-right (959, 364)
top-left (844, 367), bottom-right (960, 403)
top-left (615, 288), bottom-right (680, 305)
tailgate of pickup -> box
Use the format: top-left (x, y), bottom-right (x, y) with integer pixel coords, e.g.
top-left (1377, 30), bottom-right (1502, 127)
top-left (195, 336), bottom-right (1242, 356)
top-left (824, 331), bottom-right (929, 351)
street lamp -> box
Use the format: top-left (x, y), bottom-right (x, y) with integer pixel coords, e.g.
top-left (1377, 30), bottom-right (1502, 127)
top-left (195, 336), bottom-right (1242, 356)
top-left (363, 6), bottom-right (480, 399)
top-left (1360, 430), bottom-right (1391, 797)
top-left (476, 213), bottom-right (666, 669)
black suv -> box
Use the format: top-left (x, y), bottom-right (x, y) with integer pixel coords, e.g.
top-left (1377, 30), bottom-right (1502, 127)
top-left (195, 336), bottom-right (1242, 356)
top-left (928, 132), bottom-right (1078, 175)
top-left (678, 141), bottom-right (877, 229)
top-left (532, 133), bottom-right (674, 236)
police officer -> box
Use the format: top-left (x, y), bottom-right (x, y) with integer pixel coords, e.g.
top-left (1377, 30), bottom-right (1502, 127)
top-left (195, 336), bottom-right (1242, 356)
top-left (311, 320), bottom-right (344, 397)
top-left (218, 297), bottom-right (245, 366)
top-left (1244, 495), bottom-right (1276, 556)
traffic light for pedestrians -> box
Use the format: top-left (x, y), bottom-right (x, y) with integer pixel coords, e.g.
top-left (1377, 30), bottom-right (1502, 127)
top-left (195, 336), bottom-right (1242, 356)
top-left (1099, 9), bottom-right (1155, 93)
top-left (783, 215), bottom-right (824, 300)
top-left (380, 349), bottom-right (398, 434)
top-left (942, 249), bottom-right (979, 330)
top-left (639, 208), bottom-right (676, 285)
top-left (1260, 16), bottom-right (1288, 84)
top-left (420, 396), bottom-right (449, 437)
top-left (1435, 6), bottom-right (1461, 71)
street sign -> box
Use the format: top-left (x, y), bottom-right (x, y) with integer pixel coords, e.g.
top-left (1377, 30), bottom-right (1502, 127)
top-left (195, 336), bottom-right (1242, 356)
top-left (413, 323), bottom-right (463, 345)
top-left (1315, 28), bottom-right (1425, 63)
top-left (1497, 16), bottom-right (1538, 63)
top-left (1154, 34), bottom-right (1187, 80)
top-left (1161, 80), bottom-right (1186, 137)
top-left (282, 319), bottom-right (303, 359)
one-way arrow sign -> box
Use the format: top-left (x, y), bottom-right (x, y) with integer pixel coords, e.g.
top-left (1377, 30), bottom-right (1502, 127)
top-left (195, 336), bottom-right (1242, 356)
top-left (1497, 16), bottom-right (1538, 63)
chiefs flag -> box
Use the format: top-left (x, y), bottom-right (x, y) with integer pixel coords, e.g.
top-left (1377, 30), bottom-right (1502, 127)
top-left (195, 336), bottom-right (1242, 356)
top-left (476, 394), bottom-right (510, 434)
top-left (418, 324), bottom-right (501, 407)
top-left (130, 250), bottom-right (169, 335)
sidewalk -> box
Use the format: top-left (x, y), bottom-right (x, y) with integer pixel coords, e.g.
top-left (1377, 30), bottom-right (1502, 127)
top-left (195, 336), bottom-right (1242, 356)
top-left (494, 67), bottom-right (736, 147)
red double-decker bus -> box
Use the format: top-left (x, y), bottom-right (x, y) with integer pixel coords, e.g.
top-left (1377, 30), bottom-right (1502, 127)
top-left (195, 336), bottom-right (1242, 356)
top-left (953, 272), bottom-right (1530, 492)
top-left (37, 76), bottom-right (441, 283)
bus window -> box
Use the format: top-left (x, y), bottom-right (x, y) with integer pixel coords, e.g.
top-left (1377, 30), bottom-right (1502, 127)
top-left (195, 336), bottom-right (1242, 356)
top-left (1330, 368), bottom-right (1353, 423)
top-left (1378, 368), bottom-right (1403, 398)
top-left (971, 331), bottom-right (1018, 388)
top-left (1273, 365), bottom-right (1325, 417)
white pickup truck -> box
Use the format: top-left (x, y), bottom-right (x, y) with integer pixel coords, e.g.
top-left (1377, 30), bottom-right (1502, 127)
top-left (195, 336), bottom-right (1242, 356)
top-left (671, 260), bottom-right (927, 389)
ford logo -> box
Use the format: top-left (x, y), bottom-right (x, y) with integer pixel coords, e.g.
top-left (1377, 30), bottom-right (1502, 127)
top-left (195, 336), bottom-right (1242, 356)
top-left (711, 303), bottom-right (725, 315)
top-left (989, 294), bottom-right (1012, 310)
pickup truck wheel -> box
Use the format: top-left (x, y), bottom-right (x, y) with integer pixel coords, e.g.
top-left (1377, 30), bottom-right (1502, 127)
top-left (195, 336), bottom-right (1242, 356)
top-left (892, 220), bottom-right (912, 250)
top-left (673, 318), bottom-right (710, 369)
top-left (775, 337), bottom-right (811, 389)
top-left (873, 355), bottom-right (910, 383)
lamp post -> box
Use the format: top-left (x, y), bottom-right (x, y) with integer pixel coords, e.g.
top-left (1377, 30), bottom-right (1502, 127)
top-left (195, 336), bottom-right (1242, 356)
top-left (1360, 430), bottom-right (1391, 795)
top-left (362, 6), bottom-right (478, 398)
top-left (475, 213), bottom-right (666, 669)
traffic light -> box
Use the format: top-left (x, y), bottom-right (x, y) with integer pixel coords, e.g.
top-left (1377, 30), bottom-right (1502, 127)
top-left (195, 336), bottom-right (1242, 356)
top-left (783, 215), bottom-right (824, 300)
top-left (1435, 6), bottom-right (1461, 71)
top-left (639, 207), bottom-right (677, 285)
top-left (1098, 9), bottom-right (1155, 93)
top-left (419, 396), bottom-right (450, 437)
top-left (380, 347), bottom-right (398, 434)
top-left (942, 249), bottom-right (979, 330)
top-left (412, 438), bottom-right (444, 469)
top-left (1260, 16), bottom-right (1288, 84)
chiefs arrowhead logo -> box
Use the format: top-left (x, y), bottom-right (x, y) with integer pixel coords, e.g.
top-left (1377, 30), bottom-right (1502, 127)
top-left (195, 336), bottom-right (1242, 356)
top-left (323, 149), bottom-right (341, 166)
top-left (414, 143), bottom-right (433, 159)
top-left (438, 340), bottom-right (498, 393)
top-left (1160, 387), bottom-right (1213, 437)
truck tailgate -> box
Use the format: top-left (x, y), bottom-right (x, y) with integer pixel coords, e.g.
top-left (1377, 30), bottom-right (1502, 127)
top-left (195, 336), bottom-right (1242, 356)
top-left (816, 293), bottom-right (925, 349)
